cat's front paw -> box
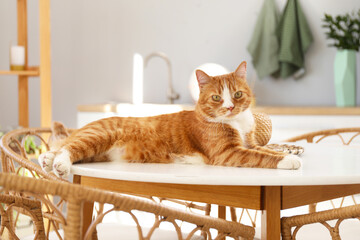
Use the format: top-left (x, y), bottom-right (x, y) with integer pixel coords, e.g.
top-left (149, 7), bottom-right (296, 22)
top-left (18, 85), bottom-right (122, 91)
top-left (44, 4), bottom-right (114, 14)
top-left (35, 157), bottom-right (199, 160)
top-left (53, 150), bottom-right (72, 178)
top-left (277, 155), bottom-right (302, 170)
top-left (38, 151), bottom-right (56, 172)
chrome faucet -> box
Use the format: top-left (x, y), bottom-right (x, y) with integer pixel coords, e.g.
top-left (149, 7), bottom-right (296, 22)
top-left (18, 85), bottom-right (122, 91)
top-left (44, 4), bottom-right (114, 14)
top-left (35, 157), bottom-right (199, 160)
top-left (144, 52), bottom-right (180, 104)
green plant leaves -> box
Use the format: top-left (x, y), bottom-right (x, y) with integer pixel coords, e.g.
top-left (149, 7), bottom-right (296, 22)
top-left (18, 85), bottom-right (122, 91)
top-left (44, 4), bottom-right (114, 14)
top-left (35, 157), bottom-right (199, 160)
top-left (322, 10), bottom-right (360, 51)
top-left (24, 136), bottom-right (39, 155)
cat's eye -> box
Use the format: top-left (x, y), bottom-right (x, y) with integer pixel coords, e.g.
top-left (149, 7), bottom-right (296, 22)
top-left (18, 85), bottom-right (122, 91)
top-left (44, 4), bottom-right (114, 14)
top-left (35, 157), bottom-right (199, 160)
top-left (234, 91), bottom-right (242, 99)
top-left (212, 95), bottom-right (221, 102)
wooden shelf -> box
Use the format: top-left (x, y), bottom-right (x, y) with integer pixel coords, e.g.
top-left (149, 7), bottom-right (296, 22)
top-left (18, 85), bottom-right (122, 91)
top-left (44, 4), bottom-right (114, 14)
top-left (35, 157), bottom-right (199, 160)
top-left (4, 0), bottom-right (52, 128)
top-left (253, 106), bottom-right (360, 115)
top-left (0, 68), bottom-right (39, 76)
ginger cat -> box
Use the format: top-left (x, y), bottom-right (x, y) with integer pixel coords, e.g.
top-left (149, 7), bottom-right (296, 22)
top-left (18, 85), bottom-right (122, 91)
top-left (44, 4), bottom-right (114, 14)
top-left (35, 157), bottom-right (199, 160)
top-left (39, 61), bottom-right (301, 178)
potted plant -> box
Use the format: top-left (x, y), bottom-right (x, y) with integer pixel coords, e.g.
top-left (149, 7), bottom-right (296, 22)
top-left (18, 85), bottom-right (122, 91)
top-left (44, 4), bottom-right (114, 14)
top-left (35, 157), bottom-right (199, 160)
top-left (322, 10), bottom-right (360, 107)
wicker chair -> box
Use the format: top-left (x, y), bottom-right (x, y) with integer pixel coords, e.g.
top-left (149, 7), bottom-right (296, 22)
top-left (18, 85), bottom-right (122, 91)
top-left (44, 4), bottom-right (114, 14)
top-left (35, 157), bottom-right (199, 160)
top-left (0, 172), bottom-right (256, 240)
top-left (0, 192), bottom-right (46, 239)
top-left (286, 127), bottom-right (360, 146)
top-left (0, 127), bottom-right (257, 239)
top-left (281, 127), bottom-right (360, 239)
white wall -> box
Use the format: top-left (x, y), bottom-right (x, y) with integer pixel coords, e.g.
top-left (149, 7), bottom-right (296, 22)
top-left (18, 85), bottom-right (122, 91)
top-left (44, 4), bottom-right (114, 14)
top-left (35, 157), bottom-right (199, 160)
top-left (0, 0), bottom-right (359, 128)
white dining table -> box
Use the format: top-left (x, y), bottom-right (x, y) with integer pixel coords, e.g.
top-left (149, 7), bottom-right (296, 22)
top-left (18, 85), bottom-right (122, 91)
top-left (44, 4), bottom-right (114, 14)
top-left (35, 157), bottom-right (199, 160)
top-left (71, 143), bottom-right (360, 239)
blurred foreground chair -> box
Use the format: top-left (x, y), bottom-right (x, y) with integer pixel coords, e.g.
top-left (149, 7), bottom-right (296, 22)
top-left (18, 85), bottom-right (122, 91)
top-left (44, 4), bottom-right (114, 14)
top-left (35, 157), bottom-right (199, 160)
top-left (0, 128), bottom-right (67, 239)
top-left (286, 127), bottom-right (360, 146)
top-left (281, 127), bottom-right (360, 239)
top-left (0, 172), bottom-right (255, 240)
top-left (0, 191), bottom-right (46, 239)
top-left (0, 128), bottom-right (255, 239)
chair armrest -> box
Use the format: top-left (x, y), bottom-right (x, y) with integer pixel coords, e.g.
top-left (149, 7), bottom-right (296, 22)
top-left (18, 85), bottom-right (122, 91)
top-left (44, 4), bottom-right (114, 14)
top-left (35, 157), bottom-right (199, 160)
top-left (281, 204), bottom-right (360, 240)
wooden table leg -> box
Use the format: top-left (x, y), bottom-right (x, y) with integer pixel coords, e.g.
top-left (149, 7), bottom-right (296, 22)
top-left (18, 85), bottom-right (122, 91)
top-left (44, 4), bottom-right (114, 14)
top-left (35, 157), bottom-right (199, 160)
top-left (73, 175), bottom-right (94, 238)
top-left (82, 201), bottom-right (94, 238)
top-left (261, 186), bottom-right (281, 240)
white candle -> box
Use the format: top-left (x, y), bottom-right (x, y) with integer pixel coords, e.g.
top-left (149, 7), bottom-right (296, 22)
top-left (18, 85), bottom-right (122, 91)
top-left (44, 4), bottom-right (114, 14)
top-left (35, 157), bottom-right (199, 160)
top-left (10, 45), bottom-right (25, 70)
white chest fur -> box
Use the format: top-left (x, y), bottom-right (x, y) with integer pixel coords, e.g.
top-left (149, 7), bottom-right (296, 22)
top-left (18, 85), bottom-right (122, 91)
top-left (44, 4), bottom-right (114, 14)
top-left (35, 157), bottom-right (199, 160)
top-left (224, 109), bottom-right (255, 146)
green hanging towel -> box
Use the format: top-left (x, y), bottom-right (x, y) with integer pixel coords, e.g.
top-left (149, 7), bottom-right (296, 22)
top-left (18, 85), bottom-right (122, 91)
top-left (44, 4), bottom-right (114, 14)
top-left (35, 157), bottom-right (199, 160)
top-left (247, 0), bottom-right (280, 79)
top-left (274, 0), bottom-right (313, 79)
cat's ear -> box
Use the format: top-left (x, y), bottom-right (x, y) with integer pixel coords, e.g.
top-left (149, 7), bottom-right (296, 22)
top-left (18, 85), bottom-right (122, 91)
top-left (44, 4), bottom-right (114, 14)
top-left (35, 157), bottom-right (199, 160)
top-left (235, 61), bottom-right (247, 79)
top-left (196, 69), bottom-right (211, 89)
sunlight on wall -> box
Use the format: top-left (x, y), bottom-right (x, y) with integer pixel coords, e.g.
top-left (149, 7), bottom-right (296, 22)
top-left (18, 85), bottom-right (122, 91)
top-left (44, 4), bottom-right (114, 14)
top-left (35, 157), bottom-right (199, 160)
top-left (132, 53), bottom-right (144, 105)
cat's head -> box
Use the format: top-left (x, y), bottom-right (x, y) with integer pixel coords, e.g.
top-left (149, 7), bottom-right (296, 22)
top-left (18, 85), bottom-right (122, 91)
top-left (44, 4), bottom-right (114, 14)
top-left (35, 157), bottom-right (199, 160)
top-left (195, 61), bottom-right (253, 121)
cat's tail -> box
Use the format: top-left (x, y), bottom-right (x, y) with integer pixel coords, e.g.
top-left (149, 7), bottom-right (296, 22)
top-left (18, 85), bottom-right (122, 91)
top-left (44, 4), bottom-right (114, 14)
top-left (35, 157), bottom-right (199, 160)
top-left (51, 121), bottom-right (69, 141)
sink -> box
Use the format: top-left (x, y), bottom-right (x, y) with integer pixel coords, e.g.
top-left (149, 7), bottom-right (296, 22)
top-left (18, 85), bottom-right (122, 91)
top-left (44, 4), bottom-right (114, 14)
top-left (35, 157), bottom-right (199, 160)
top-left (77, 103), bottom-right (194, 127)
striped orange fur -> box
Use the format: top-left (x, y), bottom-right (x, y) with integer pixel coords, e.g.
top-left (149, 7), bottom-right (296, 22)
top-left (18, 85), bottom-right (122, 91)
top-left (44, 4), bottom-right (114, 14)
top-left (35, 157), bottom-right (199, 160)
top-left (39, 61), bottom-right (301, 178)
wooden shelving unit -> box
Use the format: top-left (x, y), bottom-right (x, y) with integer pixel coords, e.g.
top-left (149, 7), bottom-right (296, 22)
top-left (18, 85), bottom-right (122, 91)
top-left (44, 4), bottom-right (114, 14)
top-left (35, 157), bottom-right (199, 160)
top-left (0, 0), bottom-right (52, 128)
top-left (0, 69), bottom-right (39, 76)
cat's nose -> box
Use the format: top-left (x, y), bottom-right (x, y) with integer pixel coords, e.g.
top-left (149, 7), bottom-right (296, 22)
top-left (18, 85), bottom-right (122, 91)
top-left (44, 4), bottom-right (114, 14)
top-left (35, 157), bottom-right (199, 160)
top-left (227, 106), bottom-right (234, 112)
